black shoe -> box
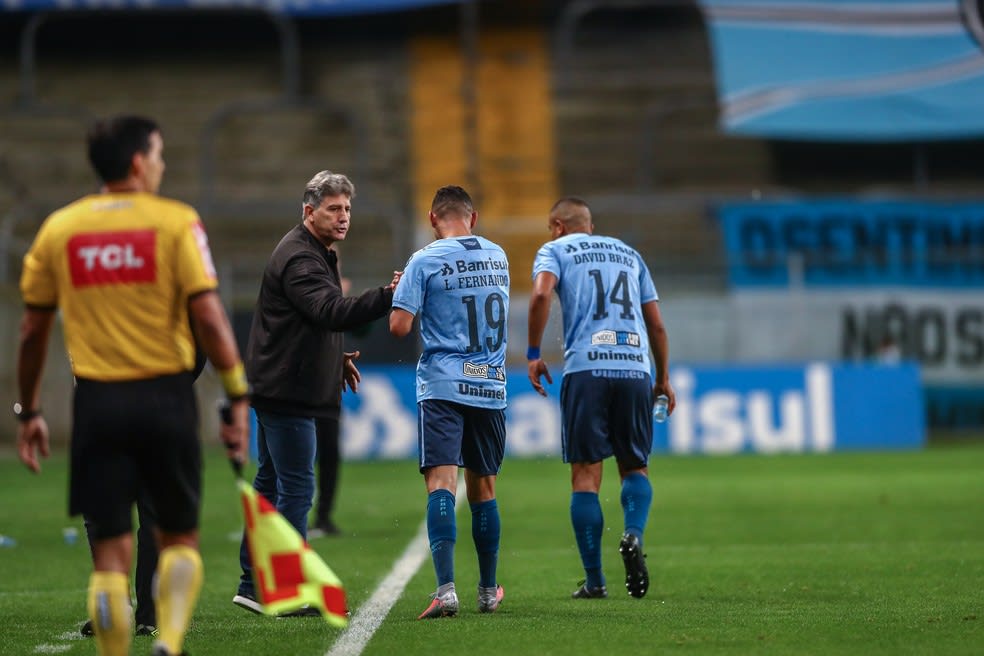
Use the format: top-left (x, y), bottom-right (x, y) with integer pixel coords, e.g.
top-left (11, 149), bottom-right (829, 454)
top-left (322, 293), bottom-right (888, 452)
top-left (232, 592), bottom-right (264, 615)
top-left (308, 520), bottom-right (340, 538)
top-left (619, 532), bottom-right (649, 598)
top-left (571, 580), bottom-right (608, 599)
top-left (83, 618), bottom-right (157, 637)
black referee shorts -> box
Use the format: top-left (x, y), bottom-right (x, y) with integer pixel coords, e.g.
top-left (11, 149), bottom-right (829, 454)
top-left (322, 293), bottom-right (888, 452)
top-left (70, 372), bottom-right (201, 540)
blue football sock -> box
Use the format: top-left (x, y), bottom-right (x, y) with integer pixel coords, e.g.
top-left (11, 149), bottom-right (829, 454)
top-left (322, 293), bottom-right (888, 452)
top-left (470, 499), bottom-right (500, 588)
top-left (426, 489), bottom-right (456, 586)
top-left (621, 472), bottom-right (653, 548)
top-left (570, 491), bottom-right (604, 589)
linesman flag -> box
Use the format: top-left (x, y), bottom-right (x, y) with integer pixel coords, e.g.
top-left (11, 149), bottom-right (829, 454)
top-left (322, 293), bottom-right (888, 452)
top-left (238, 480), bottom-right (348, 627)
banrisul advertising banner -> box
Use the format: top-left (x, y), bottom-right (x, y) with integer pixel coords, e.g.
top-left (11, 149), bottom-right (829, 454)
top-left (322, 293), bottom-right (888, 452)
top-left (336, 363), bottom-right (924, 459)
top-left (717, 200), bottom-right (984, 288)
top-left (697, 0), bottom-right (984, 141)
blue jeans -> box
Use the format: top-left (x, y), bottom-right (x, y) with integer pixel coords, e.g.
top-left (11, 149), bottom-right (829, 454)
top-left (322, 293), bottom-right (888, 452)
top-left (238, 409), bottom-right (317, 596)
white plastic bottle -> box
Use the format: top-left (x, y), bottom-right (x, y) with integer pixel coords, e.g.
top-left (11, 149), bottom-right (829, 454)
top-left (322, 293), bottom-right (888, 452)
top-left (652, 394), bottom-right (669, 423)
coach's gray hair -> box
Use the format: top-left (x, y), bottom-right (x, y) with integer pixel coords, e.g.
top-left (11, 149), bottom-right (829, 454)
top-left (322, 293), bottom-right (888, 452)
top-left (302, 170), bottom-right (355, 218)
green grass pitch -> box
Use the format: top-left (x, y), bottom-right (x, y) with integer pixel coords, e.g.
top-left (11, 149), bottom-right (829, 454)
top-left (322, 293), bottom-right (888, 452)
top-left (1, 442), bottom-right (982, 655)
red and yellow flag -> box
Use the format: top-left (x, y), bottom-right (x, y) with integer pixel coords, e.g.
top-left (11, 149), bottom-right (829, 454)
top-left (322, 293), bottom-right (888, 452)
top-left (239, 480), bottom-right (348, 628)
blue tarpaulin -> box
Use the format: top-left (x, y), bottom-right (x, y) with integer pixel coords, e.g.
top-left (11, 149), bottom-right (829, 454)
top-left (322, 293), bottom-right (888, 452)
top-left (697, 0), bottom-right (984, 141)
top-left (0, 0), bottom-right (462, 16)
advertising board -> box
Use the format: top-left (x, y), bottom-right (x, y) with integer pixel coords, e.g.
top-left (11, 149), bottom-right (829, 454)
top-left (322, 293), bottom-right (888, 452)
top-left (334, 363), bottom-right (924, 459)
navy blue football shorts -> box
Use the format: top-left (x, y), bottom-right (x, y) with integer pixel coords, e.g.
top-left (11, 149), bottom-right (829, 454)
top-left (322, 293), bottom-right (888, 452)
top-left (417, 399), bottom-right (505, 475)
top-left (560, 369), bottom-right (653, 467)
top-left (70, 372), bottom-right (201, 540)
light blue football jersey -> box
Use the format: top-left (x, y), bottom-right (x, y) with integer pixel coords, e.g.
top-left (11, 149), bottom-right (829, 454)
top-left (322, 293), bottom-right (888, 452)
top-left (532, 233), bottom-right (658, 376)
top-left (393, 235), bottom-right (509, 408)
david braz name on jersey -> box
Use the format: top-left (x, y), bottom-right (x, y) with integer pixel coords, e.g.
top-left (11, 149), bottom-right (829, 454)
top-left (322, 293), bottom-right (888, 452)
top-left (567, 239), bottom-right (638, 268)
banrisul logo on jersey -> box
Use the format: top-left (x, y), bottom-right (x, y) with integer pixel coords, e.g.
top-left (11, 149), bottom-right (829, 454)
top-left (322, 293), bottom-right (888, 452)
top-left (68, 230), bottom-right (156, 287)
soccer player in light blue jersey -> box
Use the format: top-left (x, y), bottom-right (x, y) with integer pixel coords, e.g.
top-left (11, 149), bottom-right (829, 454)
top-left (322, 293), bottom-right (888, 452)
top-left (527, 197), bottom-right (675, 600)
top-left (390, 185), bottom-right (509, 619)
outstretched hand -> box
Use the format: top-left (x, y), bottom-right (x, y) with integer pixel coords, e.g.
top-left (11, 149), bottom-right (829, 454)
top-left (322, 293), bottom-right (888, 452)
top-left (343, 350), bottom-right (362, 392)
top-left (527, 358), bottom-right (553, 397)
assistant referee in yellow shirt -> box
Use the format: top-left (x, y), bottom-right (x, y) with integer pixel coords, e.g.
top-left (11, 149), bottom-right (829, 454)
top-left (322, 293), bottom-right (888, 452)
top-left (15, 115), bottom-right (249, 656)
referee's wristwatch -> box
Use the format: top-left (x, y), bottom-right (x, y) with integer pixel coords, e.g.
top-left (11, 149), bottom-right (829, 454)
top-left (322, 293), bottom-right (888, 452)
top-left (12, 402), bottom-right (41, 423)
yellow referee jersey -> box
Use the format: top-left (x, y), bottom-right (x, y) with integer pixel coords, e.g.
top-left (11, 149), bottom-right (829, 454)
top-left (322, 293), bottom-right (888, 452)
top-left (20, 192), bottom-right (219, 381)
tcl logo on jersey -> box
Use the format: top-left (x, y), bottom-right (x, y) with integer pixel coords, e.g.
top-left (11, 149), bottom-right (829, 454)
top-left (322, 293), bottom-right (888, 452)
top-left (68, 230), bottom-right (156, 287)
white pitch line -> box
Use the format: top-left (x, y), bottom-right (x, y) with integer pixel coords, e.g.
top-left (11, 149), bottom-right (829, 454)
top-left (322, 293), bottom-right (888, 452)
top-left (326, 485), bottom-right (467, 656)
